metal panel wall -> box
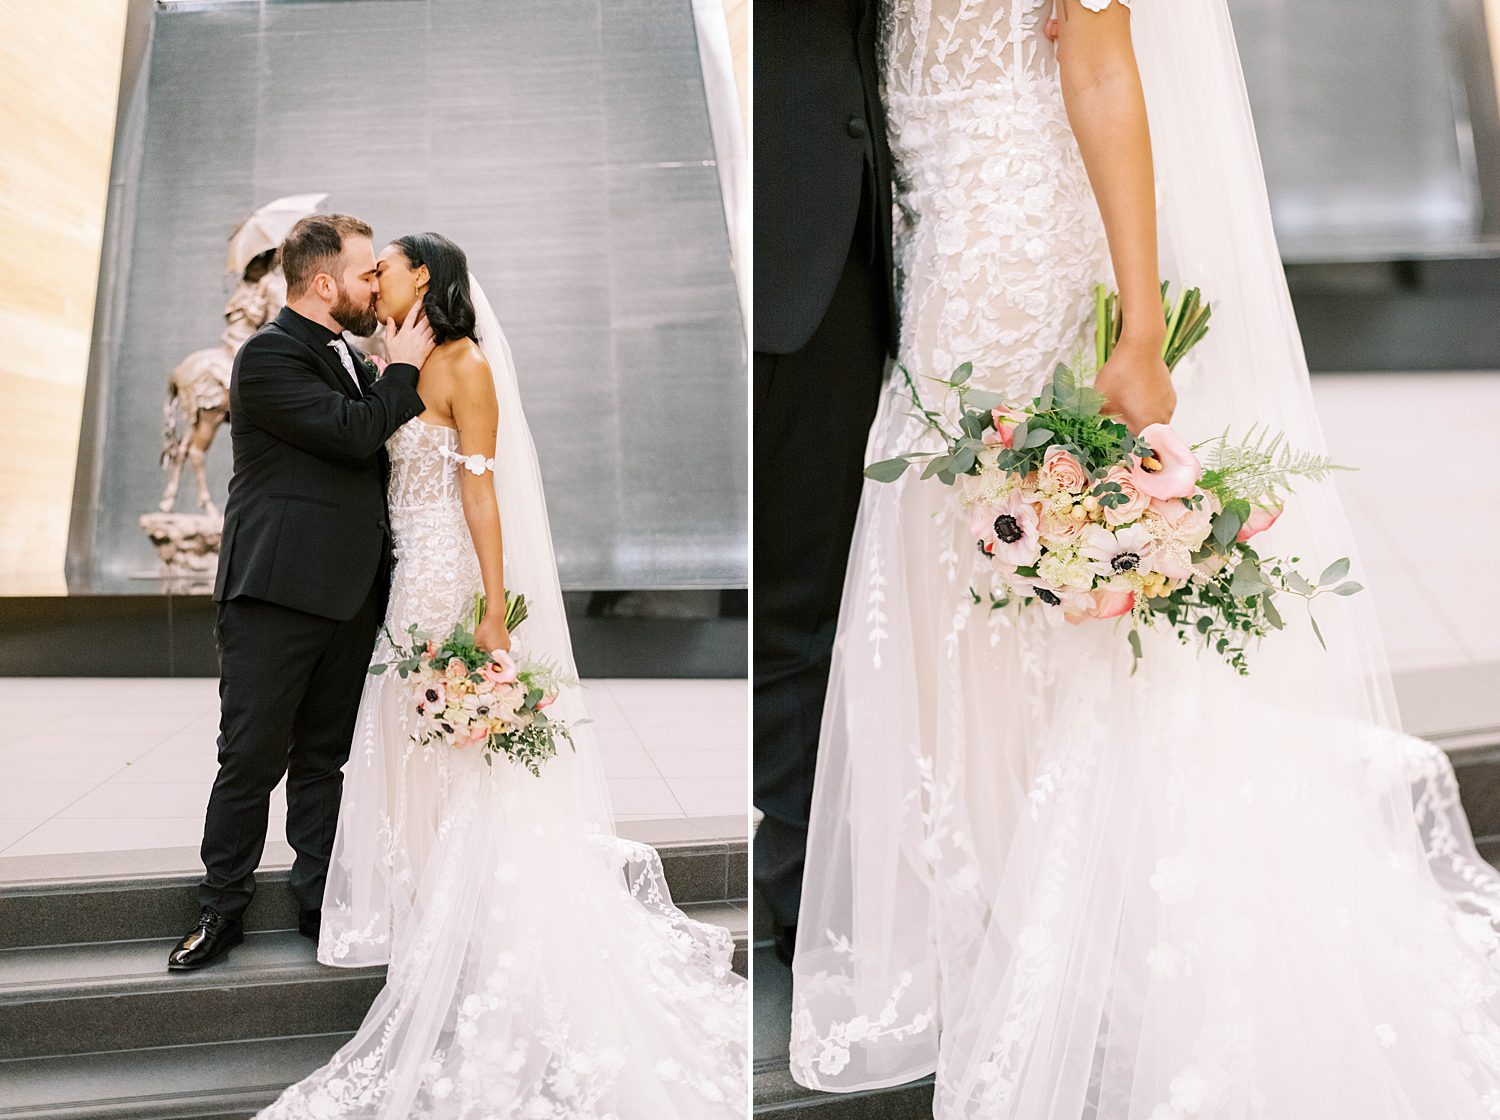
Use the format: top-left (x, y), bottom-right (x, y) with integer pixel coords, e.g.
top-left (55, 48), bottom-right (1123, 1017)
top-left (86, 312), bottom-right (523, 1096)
top-left (1233, 0), bottom-right (1492, 259)
top-left (75, 0), bottom-right (746, 592)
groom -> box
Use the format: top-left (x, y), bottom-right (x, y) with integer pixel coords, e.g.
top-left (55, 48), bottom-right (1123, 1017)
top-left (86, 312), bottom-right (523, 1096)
top-left (754, 0), bottom-right (898, 964)
top-left (168, 214), bottom-right (433, 970)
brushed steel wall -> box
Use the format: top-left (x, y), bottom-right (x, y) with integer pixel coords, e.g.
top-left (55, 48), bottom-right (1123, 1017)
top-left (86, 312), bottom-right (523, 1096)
top-left (1234, 0), bottom-right (1494, 259)
top-left (75, 0), bottom-right (746, 592)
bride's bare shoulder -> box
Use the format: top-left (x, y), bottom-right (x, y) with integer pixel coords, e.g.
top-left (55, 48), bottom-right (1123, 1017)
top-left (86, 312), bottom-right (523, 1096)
top-left (429, 337), bottom-right (494, 406)
top-left (427, 337), bottom-right (490, 379)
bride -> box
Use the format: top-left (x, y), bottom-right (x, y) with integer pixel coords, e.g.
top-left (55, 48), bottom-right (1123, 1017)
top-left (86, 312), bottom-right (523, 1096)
top-left (789, 1), bottom-right (1500, 1116)
top-left (256, 233), bottom-right (747, 1118)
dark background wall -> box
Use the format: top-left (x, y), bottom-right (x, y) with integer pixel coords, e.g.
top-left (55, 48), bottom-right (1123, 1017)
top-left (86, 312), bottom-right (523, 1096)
top-left (69, 0), bottom-right (746, 594)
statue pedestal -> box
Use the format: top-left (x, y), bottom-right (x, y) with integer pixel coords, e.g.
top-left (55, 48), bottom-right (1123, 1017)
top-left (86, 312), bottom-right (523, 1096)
top-left (139, 512), bottom-right (223, 586)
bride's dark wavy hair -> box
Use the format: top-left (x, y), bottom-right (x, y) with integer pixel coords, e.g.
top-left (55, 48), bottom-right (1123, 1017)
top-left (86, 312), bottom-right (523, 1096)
top-left (393, 232), bottom-right (477, 345)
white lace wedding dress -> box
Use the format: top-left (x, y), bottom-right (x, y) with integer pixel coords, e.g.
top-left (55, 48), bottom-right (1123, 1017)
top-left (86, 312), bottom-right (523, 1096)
top-left (789, 1), bottom-right (1500, 1117)
top-left (255, 413), bottom-right (747, 1118)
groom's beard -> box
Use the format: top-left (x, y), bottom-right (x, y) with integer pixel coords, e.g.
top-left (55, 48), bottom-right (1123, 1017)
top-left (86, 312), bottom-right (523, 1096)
top-left (330, 283), bottom-right (378, 337)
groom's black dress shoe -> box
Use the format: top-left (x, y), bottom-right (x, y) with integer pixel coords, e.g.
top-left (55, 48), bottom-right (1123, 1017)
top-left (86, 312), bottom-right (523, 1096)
top-left (298, 908), bottom-right (321, 942)
top-left (167, 907), bottom-right (244, 971)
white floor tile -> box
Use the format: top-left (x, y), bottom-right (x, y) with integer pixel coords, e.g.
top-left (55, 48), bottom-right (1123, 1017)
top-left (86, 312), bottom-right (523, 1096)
top-left (594, 745), bottom-right (662, 779)
top-left (3, 816), bottom-right (210, 856)
top-left (649, 748), bottom-right (746, 779)
top-left (605, 777), bottom-right (684, 818)
top-left (666, 777), bottom-right (748, 816)
top-left (0, 784), bottom-right (95, 821)
top-left (1, 753), bottom-right (133, 785)
top-left (57, 782), bottom-right (216, 820)
top-left (0, 820), bottom-right (45, 851)
top-left (633, 724), bottom-right (745, 753)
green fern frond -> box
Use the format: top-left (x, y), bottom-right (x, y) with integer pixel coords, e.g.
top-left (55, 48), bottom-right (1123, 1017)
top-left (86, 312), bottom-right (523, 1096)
top-left (1197, 425), bottom-right (1353, 507)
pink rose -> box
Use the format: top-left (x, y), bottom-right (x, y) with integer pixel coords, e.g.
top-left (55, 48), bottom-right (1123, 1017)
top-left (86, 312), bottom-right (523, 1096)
top-left (536, 692), bottom-right (556, 710)
top-left (1101, 465), bottom-right (1151, 527)
top-left (423, 640), bottom-right (438, 660)
top-left (1130, 424), bottom-right (1203, 500)
top-left (1039, 446), bottom-right (1089, 494)
top-left (443, 658), bottom-right (467, 681)
top-left (1039, 504), bottom-right (1086, 544)
top-left (479, 650), bottom-right (519, 687)
top-left (1236, 504), bottom-right (1283, 543)
top-left (1150, 494), bottom-right (1215, 550)
top-left (1064, 588), bottom-right (1136, 625)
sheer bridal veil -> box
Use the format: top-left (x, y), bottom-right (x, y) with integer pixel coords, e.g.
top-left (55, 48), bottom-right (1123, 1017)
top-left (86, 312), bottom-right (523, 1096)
top-left (464, 274), bottom-right (615, 830)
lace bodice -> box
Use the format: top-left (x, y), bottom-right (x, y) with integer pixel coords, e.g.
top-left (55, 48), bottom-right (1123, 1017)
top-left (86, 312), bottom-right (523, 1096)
top-left (882, 0), bottom-right (1128, 404)
top-left (382, 420), bottom-right (484, 645)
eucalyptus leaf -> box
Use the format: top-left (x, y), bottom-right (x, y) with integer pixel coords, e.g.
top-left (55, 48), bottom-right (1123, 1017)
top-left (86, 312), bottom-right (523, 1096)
top-left (1127, 629), bottom-right (1143, 676)
top-left (1211, 511), bottom-right (1243, 549)
top-left (865, 458), bottom-right (913, 483)
top-left (1229, 562), bottom-right (1264, 598)
top-left (920, 455), bottom-right (951, 481)
top-left (1318, 557), bottom-right (1350, 586)
top-left (951, 446), bottom-right (977, 475)
top-left (368, 664), bottom-right (387, 675)
top-left (1285, 572), bottom-right (1315, 596)
top-left (1024, 427), bottom-right (1054, 448)
top-left (1309, 613), bottom-right (1326, 650)
top-left (964, 389), bottom-right (1004, 411)
top-left (1263, 593), bottom-right (1284, 630)
top-left (1330, 581), bottom-right (1364, 597)
top-left (952, 361), bottom-right (973, 385)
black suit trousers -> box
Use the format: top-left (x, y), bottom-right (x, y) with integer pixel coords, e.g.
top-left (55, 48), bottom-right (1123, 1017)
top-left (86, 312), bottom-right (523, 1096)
top-left (753, 221), bottom-right (889, 933)
top-left (198, 578), bottom-right (384, 919)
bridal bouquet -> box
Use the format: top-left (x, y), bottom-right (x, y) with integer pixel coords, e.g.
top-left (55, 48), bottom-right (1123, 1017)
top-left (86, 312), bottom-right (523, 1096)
top-left (866, 284), bottom-right (1361, 674)
top-left (370, 591), bottom-right (577, 775)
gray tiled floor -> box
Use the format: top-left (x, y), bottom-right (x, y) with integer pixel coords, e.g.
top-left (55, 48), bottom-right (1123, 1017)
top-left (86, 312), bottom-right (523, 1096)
top-left (0, 677), bottom-right (747, 858)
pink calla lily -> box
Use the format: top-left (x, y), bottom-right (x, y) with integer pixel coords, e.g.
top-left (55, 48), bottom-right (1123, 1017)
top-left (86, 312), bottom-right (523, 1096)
top-left (1236, 504), bottom-right (1283, 542)
top-left (479, 650), bottom-right (519, 687)
top-left (1131, 423), bottom-right (1203, 501)
top-left (1064, 588), bottom-right (1136, 625)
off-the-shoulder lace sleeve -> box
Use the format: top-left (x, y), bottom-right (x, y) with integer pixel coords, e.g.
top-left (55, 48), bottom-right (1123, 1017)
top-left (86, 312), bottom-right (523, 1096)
top-left (1081, 0), bottom-right (1131, 10)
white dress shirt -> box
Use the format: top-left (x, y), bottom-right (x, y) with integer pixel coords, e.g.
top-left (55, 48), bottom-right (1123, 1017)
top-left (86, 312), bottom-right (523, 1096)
top-left (327, 337), bottom-right (364, 396)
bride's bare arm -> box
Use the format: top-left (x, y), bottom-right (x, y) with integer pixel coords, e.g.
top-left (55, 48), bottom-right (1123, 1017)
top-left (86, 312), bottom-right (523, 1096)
top-left (1056, 0), bottom-right (1175, 432)
top-left (446, 350), bottom-right (511, 653)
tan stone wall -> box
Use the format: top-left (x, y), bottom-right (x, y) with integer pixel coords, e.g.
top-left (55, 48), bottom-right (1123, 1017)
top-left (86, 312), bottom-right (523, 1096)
top-left (724, 0), bottom-right (749, 134)
top-left (0, 2), bottom-right (128, 594)
top-left (1489, 0), bottom-right (1500, 114)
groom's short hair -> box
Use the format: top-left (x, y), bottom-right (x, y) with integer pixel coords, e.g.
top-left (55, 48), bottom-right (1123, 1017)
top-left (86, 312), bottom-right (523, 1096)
top-left (281, 213), bottom-right (373, 299)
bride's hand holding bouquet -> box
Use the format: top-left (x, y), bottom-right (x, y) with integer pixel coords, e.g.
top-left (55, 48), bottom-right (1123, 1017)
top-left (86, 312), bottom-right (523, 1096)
top-left (866, 282), bottom-right (1362, 674)
top-left (370, 590), bottom-right (576, 775)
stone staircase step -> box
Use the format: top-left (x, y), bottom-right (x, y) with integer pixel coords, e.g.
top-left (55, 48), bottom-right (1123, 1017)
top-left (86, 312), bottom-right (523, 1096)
top-left (755, 1068), bottom-right (935, 1120)
top-left (0, 837), bottom-right (746, 950)
top-left (0, 902), bottom-right (747, 1061)
top-left (0, 1031), bottom-right (354, 1120)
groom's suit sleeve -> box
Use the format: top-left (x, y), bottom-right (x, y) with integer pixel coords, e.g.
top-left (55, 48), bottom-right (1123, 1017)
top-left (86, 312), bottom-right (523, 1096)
top-left (235, 332), bottom-right (426, 464)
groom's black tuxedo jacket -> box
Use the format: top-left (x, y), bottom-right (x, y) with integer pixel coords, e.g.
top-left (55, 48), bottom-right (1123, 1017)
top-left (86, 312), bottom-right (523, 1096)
top-left (754, 0), bottom-right (897, 356)
top-left (212, 306), bottom-right (425, 621)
